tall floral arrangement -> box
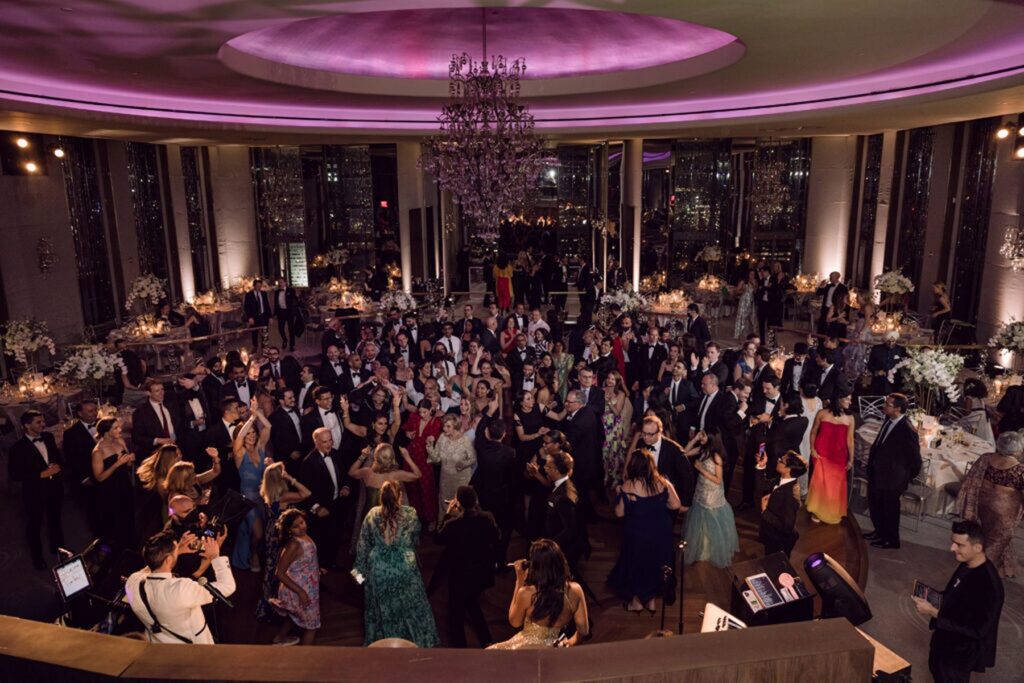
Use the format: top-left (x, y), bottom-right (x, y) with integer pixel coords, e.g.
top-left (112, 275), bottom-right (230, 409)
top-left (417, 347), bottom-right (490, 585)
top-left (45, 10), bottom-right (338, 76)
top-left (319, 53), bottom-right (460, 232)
top-left (58, 345), bottom-right (125, 397)
top-left (601, 286), bottom-right (648, 313)
top-left (888, 348), bottom-right (964, 408)
top-left (310, 248), bottom-right (350, 269)
top-left (873, 269), bottom-right (915, 296)
top-left (124, 274), bottom-right (167, 312)
top-left (697, 244), bottom-right (723, 263)
top-left (1, 319), bottom-right (56, 366)
top-left (379, 290), bottom-right (417, 313)
top-left (989, 320), bottom-right (1024, 355)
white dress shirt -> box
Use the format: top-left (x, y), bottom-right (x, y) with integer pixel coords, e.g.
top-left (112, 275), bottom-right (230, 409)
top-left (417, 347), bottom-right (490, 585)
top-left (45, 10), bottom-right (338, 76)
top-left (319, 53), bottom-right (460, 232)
top-left (320, 450), bottom-right (340, 500)
top-left (442, 335), bottom-right (462, 361)
top-left (125, 556), bottom-right (236, 644)
top-left (320, 408), bottom-right (343, 448)
top-left (298, 381), bottom-right (313, 409)
top-left (30, 435), bottom-right (50, 464)
top-left (235, 381), bottom-right (251, 405)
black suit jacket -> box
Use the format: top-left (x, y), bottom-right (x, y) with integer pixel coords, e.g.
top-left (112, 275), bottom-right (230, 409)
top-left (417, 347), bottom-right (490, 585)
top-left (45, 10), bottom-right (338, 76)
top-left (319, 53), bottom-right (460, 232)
top-left (756, 470), bottom-right (800, 552)
top-left (817, 365), bottom-right (847, 403)
top-left (686, 316), bottom-right (712, 353)
top-left (62, 421), bottom-right (97, 487)
top-left (654, 438), bottom-right (696, 508)
top-left (131, 401), bottom-right (179, 458)
top-left (866, 344), bottom-right (907, 392)
top-left (749, 365), bottom-right (779, 401)
top-left (929, 559), bottom-right (1004, 673)
top-left (204, 417), bottom-right (239, 492)
top-left (563, 408), bottom-right (600, 486)
top-left (765, 416), bottom-right (808, 466)
top-left (587, 354), bottom-right (616, 383)
top-left (272, 287), bottom-right (301, 318)
top-left (543, 480), bottom-right (582, 564)
top-left (243, 289), bottom-right (272, 323)
top-left (320, 329), bottom-right (348, 358)
top-left (8, 433), bottom-right (65, 505)
top-left (816, 282), bottom-right (849, 323)
top-left (299, 449), bottom-right (351, 512)
top-left (260, 356), bottom-right (302, 393)
top-left (220, 379), bottom-right (260, 406)
top-left (781, 358), bottom-right (810, 394)
top-left (436, 511), bottom-right (499, 593)
top-left (480, 328), bottom-right (501, 355)
top-left (867, 417), bottom-right (921, 493)
top-left (270, 407), bottom-right (304, 462)
top-left (336, 366), bottom-right (372, 397)
top-left (202, 374), bottom-right (227, 416)
top-left (662, 377), bottom-right (700, 434)
top-left (635, 343), bottom-right (668, 385)
top-left (470, 439), bottom-right (518, 516)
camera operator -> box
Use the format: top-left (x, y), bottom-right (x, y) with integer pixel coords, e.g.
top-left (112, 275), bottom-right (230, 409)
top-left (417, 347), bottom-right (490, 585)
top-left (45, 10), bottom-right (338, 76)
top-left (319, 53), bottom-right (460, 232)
top-left (165, 494), bottom-right (213, 578)
top-left (125, 527), bottom-right (234, 644)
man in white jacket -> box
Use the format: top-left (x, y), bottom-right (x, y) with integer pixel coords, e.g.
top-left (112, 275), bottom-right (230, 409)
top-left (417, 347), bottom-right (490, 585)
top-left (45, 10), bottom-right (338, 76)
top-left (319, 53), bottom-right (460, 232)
top-left (125, 528), bottom-right (235, 644)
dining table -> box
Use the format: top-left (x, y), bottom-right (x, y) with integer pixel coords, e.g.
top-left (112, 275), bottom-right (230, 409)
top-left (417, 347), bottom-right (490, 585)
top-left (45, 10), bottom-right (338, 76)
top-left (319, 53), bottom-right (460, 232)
top-left (0, 385), bottom-right (85, 439)
top-left (854, 418), bottom-right (992, 515)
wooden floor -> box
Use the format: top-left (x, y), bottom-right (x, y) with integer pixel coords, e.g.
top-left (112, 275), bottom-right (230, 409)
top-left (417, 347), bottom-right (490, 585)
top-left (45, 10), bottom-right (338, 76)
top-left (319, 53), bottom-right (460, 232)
top-left (218, 488), bottom-right (866, 647)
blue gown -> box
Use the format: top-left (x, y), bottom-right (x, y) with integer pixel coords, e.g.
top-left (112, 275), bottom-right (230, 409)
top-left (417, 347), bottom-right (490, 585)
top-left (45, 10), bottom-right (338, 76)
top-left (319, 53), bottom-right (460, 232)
top-left (231, 449), bottom-right (266, 569)
top-left (607, 488), bottom-right (675, 602)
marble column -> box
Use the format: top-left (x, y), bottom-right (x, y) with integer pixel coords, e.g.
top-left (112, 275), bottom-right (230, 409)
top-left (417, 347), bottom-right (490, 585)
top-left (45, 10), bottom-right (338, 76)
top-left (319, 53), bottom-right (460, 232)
top-left (869, 131), bottom-right (899, 281)
top-left (205, 146), bottom-right (258, 288)
top-left (803, 136), bottom-right (857, 276)
top-left (396, 142), bottom-right (433, 292)
top-left (621, 138), bottom-right (643, 290)
top-left (163, 145), bottom-right (197, 302)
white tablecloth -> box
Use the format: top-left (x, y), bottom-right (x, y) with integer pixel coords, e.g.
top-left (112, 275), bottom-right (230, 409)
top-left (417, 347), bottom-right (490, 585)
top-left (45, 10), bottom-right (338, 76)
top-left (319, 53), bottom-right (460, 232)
top-left (854, 419), bottom-right (991, 514)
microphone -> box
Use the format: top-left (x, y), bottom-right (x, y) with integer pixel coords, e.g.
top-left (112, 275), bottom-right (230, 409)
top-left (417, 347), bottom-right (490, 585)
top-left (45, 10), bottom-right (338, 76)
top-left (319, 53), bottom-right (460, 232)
top-left (197, 577), bottom-right (234, 608)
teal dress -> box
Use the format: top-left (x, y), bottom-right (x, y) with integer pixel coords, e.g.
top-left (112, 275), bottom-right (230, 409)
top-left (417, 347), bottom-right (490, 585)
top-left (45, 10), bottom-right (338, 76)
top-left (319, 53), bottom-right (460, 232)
top-left (354, 506), bottom-right (439, 647)
top-left (231, 450), bottom-right (266, 569)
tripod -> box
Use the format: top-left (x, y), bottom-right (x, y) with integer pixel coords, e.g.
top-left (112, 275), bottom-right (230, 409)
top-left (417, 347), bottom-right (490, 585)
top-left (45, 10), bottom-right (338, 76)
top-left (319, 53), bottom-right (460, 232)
top-left (658, 539), bottom-right (687, 634)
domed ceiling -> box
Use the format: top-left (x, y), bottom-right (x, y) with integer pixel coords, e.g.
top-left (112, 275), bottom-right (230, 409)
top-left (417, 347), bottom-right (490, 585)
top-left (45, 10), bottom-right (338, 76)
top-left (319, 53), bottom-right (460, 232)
top-left (2, 1), bottom-right (1024, 142)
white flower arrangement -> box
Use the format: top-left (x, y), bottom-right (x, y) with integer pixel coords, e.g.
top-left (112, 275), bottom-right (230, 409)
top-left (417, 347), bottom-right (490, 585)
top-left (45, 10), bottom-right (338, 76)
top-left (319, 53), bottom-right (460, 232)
top-left (1, 319), bottom-right (56, 365)
top-left (108, 315), bottom-right (166, 342)
top-left (310, 248), bottom-right (350, 269)
top-left (124, 274), bottom-right (167, 311)
top-left (601, 287), bottom-right (648, 312)
top-left (58, 345), bottom-right (125, 383)
top-left (697, 244), bottom-right (723, 263)
top-left (873, 269), bottom-right (915, 295)
top-left (697, 274), bottom-right (726, 291)
top-left (989, 320), bottom-right (1024, 355)
top-left (888, 347), bottom-right (964, 402)
top-left (379, 289), bottom-right (417, 312)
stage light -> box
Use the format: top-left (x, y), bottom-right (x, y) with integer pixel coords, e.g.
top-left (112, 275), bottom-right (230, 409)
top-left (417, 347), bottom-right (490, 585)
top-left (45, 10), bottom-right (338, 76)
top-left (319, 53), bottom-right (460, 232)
top-left (24, 161), bottom-right (39, 173)
top-left (53, 147), bottom-right (65, 158)
top-left (15, 137), bottom-right (29, 148)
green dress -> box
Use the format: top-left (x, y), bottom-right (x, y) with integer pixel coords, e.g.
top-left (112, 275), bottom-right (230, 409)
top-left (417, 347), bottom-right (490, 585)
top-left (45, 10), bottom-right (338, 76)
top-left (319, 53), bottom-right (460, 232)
top-left (353, 505), bottom-right (439, 647)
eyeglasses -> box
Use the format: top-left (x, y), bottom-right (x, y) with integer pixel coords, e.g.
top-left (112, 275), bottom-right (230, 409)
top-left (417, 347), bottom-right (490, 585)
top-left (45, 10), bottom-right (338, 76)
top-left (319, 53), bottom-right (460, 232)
top-left (641, 431), bottom-right (659, 437)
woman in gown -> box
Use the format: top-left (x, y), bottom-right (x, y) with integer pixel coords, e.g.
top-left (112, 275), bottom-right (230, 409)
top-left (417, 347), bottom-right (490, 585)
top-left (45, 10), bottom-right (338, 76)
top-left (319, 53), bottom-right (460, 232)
top-left (400, 399), bottom-right (443, 529)
top-left (733, 340), bottom-right (758, 383)
top-left (955, 432), bottom-right (1024, 577)
top-left (798, 383), bottom-right (823, 501)
top-left (90, 418), bottom-right (136, 546)
top-left (493, 255), bottom-right (515, 313)
top-left (257, 462), bottom-right (310, 623)
top-left (601, 371), bottom-right (632, 493)
top-left (348, 443), bottom-right (422, 526)
top-left (488, 539), bottom-right (590, 649)
top-left (683, 429), bottom-right (740, 568)
top-left (353, 480), bottom-right (439, 647)
top-left (733, 270), bottom-right (759, 340)
top-left (806, 390), bottom-right (856, 524)
top-left (231, 403), bottom-right (271, 570)
top-left (608, 449), bottom-right (682, 612)
top-left (273, 509), bottom-right (321, 646)
top-left (930, 281), bottom-right (952, 343)
top-left (550, 341), bottom-right (575, 403)
top-left (500, 316), bottom-right (520, 354)
top-left (426, 414), bottom-right (477, 522)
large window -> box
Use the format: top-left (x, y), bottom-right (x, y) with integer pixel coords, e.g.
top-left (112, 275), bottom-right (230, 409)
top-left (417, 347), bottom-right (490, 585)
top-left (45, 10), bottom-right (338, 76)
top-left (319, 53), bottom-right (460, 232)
top-left (125, 142), bottom-right (171, 286)
top-left (181, 147), bottom-right (216, 294)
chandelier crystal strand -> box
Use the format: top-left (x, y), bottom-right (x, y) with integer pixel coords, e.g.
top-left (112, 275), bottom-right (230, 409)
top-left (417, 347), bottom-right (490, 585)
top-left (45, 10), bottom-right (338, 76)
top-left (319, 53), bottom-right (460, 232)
top-left (1000, 224), bottom-right (1024, 271)
top-left (420, 44), bottom-right (547, 241)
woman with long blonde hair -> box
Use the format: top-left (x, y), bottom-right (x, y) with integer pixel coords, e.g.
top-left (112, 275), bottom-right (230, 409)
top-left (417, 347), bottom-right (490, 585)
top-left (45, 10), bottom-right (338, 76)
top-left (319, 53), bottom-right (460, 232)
top-left (601, 370), bottom-right (633, 493)
top-left (353, 480), bottom-right (439, 647)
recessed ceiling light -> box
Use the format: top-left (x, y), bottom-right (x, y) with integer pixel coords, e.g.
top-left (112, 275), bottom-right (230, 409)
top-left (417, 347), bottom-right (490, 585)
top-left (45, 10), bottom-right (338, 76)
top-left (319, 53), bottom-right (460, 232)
top-left (15, 137), bottom-right (29, 148)
top-left (53, 148), bottom-right (65, 158)
top-left (25, 161), bottom-right (39, 173)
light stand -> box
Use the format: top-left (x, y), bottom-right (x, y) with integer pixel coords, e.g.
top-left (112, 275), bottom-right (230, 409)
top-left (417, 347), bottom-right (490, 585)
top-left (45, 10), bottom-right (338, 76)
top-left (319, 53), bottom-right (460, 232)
top-left (677, 539), bottom-right (687, 634)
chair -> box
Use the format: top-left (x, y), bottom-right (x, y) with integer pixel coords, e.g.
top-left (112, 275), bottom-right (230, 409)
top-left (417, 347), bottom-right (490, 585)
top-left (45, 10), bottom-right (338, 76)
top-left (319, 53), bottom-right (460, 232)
top-left (900, 459), bottom-right (935, 533)
top-left (858, 395), bottom-right (886, 421)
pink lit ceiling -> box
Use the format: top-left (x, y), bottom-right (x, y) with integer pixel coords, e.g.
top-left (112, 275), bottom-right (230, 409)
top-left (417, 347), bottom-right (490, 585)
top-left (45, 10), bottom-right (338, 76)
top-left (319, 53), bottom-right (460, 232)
top-left (2, 1), bottom-right (1024, 141)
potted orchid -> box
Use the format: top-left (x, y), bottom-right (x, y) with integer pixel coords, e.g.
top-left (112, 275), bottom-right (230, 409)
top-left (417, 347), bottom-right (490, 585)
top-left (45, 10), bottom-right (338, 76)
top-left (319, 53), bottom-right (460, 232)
top-left (989, 320), bottom-right (1024, 373)
top-left (124, 274), bottom-right (167, 313)
top-left (58, 345), bottom-right (126, 399)
top-left (888, 347), bottom-right (964, 415)
top-left (1, 319), bottom-right (57, 371)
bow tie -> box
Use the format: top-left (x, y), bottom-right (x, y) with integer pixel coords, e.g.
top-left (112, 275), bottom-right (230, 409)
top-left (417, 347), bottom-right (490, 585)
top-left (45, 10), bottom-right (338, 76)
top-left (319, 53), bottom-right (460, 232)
top-left (31, 437), bottom-right (44, 443)
top-left (231, 419), bottom-right (243, 426)
top-left (767, 397), bottom-right (777, 404)
top-left (84, 422), bottom-right (96, 429)
top-left (333, 362), bottom-right (342, 368)
top-left (236, 381), bottom-right (247, 388)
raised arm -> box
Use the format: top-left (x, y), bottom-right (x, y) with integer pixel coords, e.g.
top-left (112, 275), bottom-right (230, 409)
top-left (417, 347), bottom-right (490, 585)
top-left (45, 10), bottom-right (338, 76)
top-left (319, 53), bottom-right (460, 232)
top-left (255, 406), bottom-right (272, 449)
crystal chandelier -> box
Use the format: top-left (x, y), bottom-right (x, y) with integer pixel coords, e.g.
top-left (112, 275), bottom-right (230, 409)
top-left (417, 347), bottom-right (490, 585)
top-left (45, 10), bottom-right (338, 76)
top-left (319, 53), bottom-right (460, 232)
top-left (750, 139), bottom-right (790, 226)
top-left (1000, 224), bottom-right (1024, 271)
top-left (419, 9), bottom-right (547, 241)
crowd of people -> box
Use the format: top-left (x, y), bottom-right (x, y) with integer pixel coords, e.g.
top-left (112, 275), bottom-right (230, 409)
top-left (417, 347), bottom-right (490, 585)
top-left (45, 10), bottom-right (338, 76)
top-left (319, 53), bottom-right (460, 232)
top-left (4, 264), bottom-right (1015, 669)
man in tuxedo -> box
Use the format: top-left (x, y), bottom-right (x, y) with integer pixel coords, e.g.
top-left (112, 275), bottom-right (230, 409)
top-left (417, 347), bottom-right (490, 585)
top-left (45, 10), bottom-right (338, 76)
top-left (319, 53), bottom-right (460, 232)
top-left (399, 313), bottom-right (420, 348)
top-left (172, 373), bottom-right (211, 465)
top-left (457, 303), bottom-right (483, 338)
top-left (505, 333), bottom-right (534, 385)
top-left (755, 265), bottom-right (772, 340)
top-left (913, 520), bottom-right (1004, 683)
top-left (438, 321), bottom-right (462, 362)
top-left (201, 356), bottom-right (228, 417)
top-left (436, 486), bottom-right (499, 648)
top-left (480, 316), bottom-right (501, 355)
top-left (749, 347), bottom-right (778, 403)
top-left (242, 278), bottom-right (272, 349)
top-left (542, 450), bottom-right (584, 570)
top-left (781, 342), bottom-right (812, 395)
top-left (63, 399), bottom-right (99, 496)
top-left (720, 378), bottom-right (753, 493)
top-left (815, 272), bottom-right (848, 335)
top-left (754, 449), bottom-right (806, 558)
top-left (765, 394), bottom-right (808, 473)
top-left (301, 387), bottom-right (342, 453)
top-left (662, 360), bottom-right (700, 438)
top-left (562, 390), bottom-right (599, 520)
top-left (318, 346), bottom-right (347, 396)
top-left (516, 360), bottom-right (540, 395)
top-left (637, 415), bottom-right (695, 509)
top-left (864, 393), bottom-right (921, 549)
top-left (299, 428), bottom-right (351, 570)
top-left (635, 326), bottom-right (668, 387)
top-left (296, 365), bottom-right (318, 415)
top-left (132, 379), bottom-right (179, 459)
top-left (272, 278), bottom-right (301, 351)
top-left (320, 318), bottom-right (348, 360)
top-left (866, 332), bottom-right (907, 395)
top-left (814, 347), bottom-right (845, 405)
top-left (220, 363), bottom-right (258, 408)
top-left (685, 304), bottom-right (712, 354)
top-left (587, 337), bottom-right (617, 383)
top-left (574, 367), bottom-right (606, 419)
top-left (205, 398), bottom-right (242, 492)
top-left (576, 259), bottom-right (595, 315)
top-left (741, 375), bottom-right (784, 508)
top-left (270, 388), bottom-right (304, 477)
top-left (394, 331), bottom-right (421, 368)
top-left (470, 421), bottom-right (518, 568)
top-left (259, 346), bottom-right (301, 394)
top-left (690, 342), bottom-right (730, 387)
top-left (9, 410), bottom-right (65, 569)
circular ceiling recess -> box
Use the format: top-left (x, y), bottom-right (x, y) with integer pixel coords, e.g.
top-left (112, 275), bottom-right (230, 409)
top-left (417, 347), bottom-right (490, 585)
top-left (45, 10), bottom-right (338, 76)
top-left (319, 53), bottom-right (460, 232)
top-left (218, 7), bottom-right (745, 97)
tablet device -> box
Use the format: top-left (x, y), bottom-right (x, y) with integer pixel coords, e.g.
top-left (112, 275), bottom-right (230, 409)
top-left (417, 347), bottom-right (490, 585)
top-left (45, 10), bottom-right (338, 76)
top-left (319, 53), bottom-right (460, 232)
top-left (53, 556), bottom-right (92, 601)
top-left (913, 579), bottom-right (942, 610)
top-left (745, 572), bottom-right (784, 609)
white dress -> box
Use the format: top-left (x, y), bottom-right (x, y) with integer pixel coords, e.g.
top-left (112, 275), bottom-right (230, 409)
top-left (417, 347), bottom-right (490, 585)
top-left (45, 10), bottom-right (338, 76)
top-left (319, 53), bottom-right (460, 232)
top-left (798, 397), bottom-right (823, 499)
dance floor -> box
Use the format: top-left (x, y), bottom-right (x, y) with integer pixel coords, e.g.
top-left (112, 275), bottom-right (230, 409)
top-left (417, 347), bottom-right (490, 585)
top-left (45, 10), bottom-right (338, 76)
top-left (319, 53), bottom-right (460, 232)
top-left (219, 492), bottom-right (866, 647)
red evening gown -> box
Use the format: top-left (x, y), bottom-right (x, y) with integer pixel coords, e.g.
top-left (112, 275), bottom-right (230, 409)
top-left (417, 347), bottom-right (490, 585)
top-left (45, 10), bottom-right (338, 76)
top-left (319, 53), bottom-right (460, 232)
top-left (494, 265), bottom-right (514, 311)
top-left (401, 413), bottom-right (442, 524)
top-left (805, 421), bottom-right (850, 524)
